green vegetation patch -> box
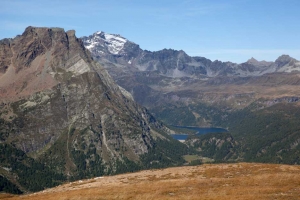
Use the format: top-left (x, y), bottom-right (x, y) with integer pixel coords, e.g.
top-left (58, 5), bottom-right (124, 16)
top-left (0, 143), bottom-right (65, 192)
top-left (0, 176), bottom-right (22, 194)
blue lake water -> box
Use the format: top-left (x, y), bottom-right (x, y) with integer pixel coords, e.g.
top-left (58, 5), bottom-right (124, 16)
top-left (171, 126), bottom-right (228, 140)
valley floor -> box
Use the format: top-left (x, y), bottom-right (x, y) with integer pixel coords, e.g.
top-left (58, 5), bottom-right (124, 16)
top-left (1, 163), bottom-right (300, 200)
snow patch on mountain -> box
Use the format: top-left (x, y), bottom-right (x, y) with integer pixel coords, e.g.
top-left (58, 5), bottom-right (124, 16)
top-left (104, 33), bottom-right (127, 54)
top-left (85, 41), bottom-right (96, 50)
top-left (84, 31), bottom-right (127, 55)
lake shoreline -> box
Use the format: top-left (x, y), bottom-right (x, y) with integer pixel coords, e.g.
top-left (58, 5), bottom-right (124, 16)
top-left (169, 125), bottom-right (228, 141)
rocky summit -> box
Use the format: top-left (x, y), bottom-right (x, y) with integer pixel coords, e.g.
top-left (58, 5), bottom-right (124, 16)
top-left (0, 27), bottom-right (188, 193)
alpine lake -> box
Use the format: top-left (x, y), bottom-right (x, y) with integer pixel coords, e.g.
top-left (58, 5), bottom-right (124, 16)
top-left (170, 126), bottom-right (228, 141)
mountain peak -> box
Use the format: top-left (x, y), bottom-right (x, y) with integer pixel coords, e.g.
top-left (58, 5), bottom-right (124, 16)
top-left (23, 26), bottom-right (65, 35)
top-left (275, 54), bottom-right (294, 62)
top-left (84, 31), bottom-right (128, 55)
top-left (275, 54), bottom-right (297, 67)
top-left (247, 57), bottom-right (258, 64)
top-left (0, 26), bottom-right (95, 100)
top-left (66, 29), bottom-right (76, 36)
top-left (245, 57), bottom-right (273, 67)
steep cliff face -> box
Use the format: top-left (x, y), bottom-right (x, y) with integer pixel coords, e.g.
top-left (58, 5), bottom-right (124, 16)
top-left (0, 27), bottom-right (187, 192)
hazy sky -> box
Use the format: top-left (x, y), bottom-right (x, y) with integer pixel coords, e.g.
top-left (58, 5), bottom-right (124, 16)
top-left (1, 0), bottom-right (300, 63)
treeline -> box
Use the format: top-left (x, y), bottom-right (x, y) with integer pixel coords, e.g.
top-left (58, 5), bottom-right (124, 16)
top-left (187, 132), bottom-right (237, 162)
top-left (151, 103), bottom-right (197, 126)
top-left (108, 129), bottom-right (191, 174)
top-left (0, 144), bottom-right (65, 192)
top-left (141, 130), bottom-right (191, 169)
top-left (217, 103), bottom-right (300, 164)
top-left (151, 102), bottom-right (225, 126)
top-left (0, 176), bottom-right (22, 194)
top-left (71, 145), bottom-right (105, 180)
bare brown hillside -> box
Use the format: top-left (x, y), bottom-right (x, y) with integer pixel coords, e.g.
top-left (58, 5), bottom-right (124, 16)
top-left (1, 163), bottom-right (300, 200)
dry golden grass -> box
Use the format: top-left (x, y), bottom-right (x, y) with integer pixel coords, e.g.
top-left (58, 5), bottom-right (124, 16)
top-left (2, 163), bottom-right (300, 200)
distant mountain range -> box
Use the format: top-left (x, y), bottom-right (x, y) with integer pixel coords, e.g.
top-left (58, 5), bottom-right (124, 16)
top-left (81, 31), bottom-right (300, 78)
top-left (81, 31), bottom-right (300, 110)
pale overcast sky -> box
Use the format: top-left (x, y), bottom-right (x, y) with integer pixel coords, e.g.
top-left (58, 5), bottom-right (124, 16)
top-left (1, 0), bottom-right (300, 63)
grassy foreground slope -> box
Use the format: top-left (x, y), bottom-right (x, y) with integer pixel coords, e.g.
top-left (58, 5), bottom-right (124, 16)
top-left (1, 163), bottom-right (300, 200)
